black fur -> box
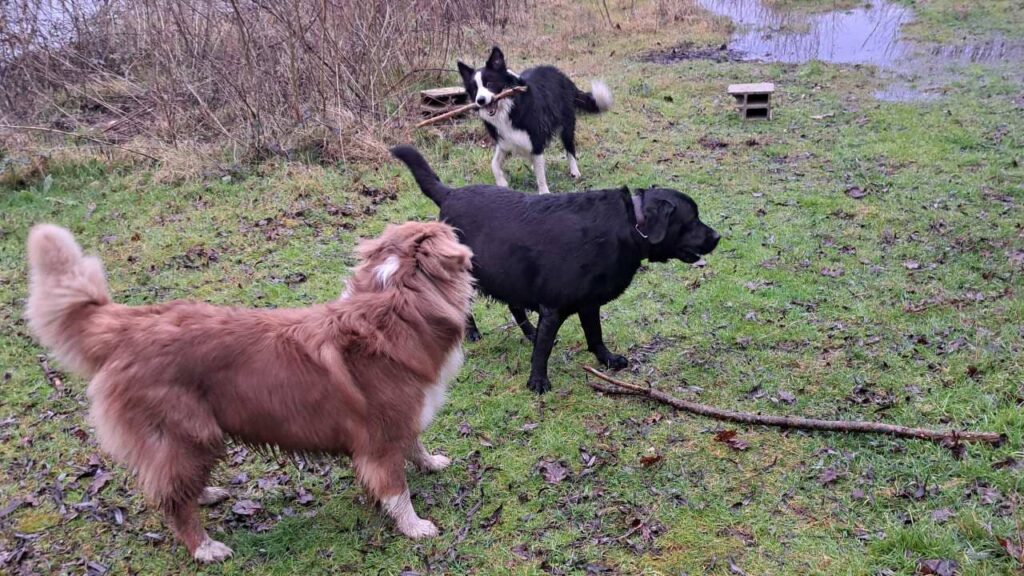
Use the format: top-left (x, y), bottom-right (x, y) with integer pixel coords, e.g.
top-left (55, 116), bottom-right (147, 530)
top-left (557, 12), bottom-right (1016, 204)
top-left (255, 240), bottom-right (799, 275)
top-left (391, 146), bottom-right (721, 394)
top-left (456, 46), bottom-right (610, 192)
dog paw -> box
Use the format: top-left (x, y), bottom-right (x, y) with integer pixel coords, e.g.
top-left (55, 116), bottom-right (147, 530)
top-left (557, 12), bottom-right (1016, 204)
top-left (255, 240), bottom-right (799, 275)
top-left (495, 177), bottom-right (509, 187)
top-left (193, 538), bottom-right (233, 564)
top-left (419, 453), bottom-right (451, 472)
top-left (538, 187), bottom-right (551, 195)
top-left (399, 517), bottom-right (439, 539)
top-left (198, 487), bottom-right (230, 507)
top-left (600, 353), bottom-right (629, 371)
top-left (527, 375), bottom-right (551, 394)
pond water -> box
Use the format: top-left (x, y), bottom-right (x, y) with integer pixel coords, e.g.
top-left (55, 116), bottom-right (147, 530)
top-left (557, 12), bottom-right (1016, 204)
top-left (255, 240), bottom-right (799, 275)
top-left (695, 0), bottom-right (1024, 101)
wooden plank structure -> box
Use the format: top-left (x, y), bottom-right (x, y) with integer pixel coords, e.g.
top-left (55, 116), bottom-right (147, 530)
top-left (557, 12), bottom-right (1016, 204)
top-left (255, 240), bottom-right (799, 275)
top-left (728, 82), bottom-right (775, 120)
top-left (419, 86), bottom-right (469, 119)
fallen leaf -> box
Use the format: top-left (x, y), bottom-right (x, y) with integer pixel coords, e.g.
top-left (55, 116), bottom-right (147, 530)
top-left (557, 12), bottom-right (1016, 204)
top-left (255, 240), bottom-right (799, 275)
top-left (232, 499), bottom-right (262, 516)
top-left (480, 504), bottom-right (503, 530)
top-left (520, 422), bottom-right (539, 432)
top-left (89, 470), bottom-right (112, 496)
top-left (851, 488), bottom-right (867, 501)
top-left (777, 390), bottom-right (796, 404)
top-left (284, 272), bottom-right (307, 287)
top-left (643, 412), bottom-right (664, 425)
top-left (997, 536), bottom-right (1023, 565)
top-left (458, 421), bottom-right (472, 436)
top-left (714, 430), bottom-right (749, 451)
top-left (727, 557), bottom-right (749, 576)
top-left (845, 186), bottom-right (867, 199)
top-left (0, 498), bottom-right (24, 519)
top-left (295, 488), bottom-right (315, 505)
top-left (993, 457), bottom-right (1024, 471)
top-left (927, 509), bottom-right (954, 525)
top-left (903, 260), bottom-right (921, 270)
top-left (819, 468), bottom-right (840, 486)
top-left (639, 454), bottom-right (664, 467)
top-left (820, 266), bottom-right (845, 278)
top-left (917, 558), bottom-right (958, 575)
top-left (538, 460), bottom-right (570, 484)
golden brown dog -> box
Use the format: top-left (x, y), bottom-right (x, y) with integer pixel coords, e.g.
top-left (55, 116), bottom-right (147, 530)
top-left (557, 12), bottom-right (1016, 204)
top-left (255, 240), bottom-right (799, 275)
top-left (25, 221), bottom-right (474, 563)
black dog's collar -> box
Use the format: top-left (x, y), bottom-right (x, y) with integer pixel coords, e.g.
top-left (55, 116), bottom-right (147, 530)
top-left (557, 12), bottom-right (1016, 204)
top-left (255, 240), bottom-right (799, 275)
top-left (631, 193), bottom-right (647, 239)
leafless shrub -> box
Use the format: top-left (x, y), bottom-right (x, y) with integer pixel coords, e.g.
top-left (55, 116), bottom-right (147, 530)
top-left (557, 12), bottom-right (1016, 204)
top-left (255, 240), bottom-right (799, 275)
top-left (1, 0), bottom-right (520, 164)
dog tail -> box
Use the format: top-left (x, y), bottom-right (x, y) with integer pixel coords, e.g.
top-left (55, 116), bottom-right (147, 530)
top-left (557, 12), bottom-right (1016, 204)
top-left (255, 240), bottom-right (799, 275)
top-left (26, 224), bottom-right (113, 376)
top-left (575, 80), bottom-right (613, 114)
top-left (390, 145), bottom-right (450, 206)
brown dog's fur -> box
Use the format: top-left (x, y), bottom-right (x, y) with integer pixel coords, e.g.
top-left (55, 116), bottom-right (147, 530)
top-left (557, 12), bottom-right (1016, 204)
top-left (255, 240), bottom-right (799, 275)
top-left (25, 221), bottom-right (474, 563)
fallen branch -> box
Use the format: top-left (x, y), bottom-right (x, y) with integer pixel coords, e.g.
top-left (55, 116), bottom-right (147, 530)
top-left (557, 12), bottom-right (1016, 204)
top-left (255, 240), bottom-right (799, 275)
top-left (416, 86), bottom-right (527, 128)
top-left (583, 366), bottom-right (1004, 446)
top-left (0, 124), bottom-right (160, 162)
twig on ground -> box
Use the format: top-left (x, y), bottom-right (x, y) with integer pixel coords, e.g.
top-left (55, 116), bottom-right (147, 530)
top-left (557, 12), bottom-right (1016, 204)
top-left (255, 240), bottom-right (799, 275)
top-left (0, 124), bottom-right (160, 162)
top-left (416, 86), bottom-right (527, 128)
top-left (583, 366), bottom-right (1004, 446)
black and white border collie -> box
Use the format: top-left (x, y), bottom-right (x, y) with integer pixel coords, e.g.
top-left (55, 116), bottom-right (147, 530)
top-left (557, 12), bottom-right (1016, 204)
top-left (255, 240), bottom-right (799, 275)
top-left (457, 47), bottom-right (612, 194)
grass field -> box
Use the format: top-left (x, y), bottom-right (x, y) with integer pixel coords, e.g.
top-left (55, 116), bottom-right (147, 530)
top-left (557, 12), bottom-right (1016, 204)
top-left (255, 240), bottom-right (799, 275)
top-left (1, 1), bottom-right (1023, 574)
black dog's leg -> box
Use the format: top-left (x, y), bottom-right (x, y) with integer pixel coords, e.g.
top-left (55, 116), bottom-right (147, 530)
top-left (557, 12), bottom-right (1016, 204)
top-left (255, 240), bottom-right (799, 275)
top-left (579, 306), bottom-right (628, 370)
top-left (526, 307), bottom-right (566, 394)
top-left (465, 314), bottom-right (481, 343)
top-left (509, 306), bottom-right (536, 342)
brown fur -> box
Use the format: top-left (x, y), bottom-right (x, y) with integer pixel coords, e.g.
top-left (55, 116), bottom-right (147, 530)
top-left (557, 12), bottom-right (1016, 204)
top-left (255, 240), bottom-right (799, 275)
top-left (25, 221), bottom-right (474, 562)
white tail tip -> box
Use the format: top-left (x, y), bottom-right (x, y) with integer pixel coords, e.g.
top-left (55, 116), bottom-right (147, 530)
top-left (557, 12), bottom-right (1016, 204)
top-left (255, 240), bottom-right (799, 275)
top-left (591, 80), bottom-right (612, 112)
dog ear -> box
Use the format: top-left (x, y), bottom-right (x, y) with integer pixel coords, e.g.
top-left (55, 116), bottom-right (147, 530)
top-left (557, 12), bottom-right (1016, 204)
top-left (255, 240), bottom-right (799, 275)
top-left (413, 227), bottom-right (472, 279)
top-left (457, 60), bottom-right (474, 83)
top-left (642, 196), bottom-right (676, 245)
top-left (486, 46), bottom-right (506, 71)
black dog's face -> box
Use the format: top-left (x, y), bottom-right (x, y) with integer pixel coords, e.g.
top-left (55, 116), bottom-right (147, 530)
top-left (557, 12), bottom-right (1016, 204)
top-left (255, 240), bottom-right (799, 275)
top-left (457, 46), bottom-right (521, 116)
top-left (640, 188), bottom-right (720, 264)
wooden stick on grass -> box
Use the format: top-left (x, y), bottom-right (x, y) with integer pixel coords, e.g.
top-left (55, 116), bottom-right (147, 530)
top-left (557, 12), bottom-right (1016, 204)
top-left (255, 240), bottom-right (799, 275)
top-left (416, 86), bottom-right (527, 128)
top-left (583, 366), bottom-right (1004, 446)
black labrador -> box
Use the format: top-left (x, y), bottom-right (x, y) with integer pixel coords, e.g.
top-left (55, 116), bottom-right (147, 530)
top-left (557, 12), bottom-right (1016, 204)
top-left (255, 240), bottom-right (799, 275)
top-left (391, 146), bottom-right (720, 393)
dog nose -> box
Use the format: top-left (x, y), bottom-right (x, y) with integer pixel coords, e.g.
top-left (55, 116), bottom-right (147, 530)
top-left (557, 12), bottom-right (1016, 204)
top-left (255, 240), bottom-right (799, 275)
top-left (476, 96), bottom-right (487, 105)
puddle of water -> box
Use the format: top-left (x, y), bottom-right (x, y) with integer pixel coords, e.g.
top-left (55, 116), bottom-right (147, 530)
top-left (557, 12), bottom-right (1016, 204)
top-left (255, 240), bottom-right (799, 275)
top-left (698, 0), bottom-right (913, 66)
top-left (686, 0), bottom-right (1024, 102)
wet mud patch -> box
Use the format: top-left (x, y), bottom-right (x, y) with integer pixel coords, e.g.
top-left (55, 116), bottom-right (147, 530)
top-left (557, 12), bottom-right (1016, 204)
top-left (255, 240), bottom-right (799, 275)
top-left (640, 42), bottom-right (746, 64)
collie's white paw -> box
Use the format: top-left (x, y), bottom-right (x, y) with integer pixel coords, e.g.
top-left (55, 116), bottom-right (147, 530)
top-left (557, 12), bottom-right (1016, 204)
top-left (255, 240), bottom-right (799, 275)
top-left (420, 453), bottom-right (451, 472)
top-left (495, 176), bottom-right (509, 187)
top-left (538, 186), bottom-right (551, 194)
top-left (198, 487), bottom-right (230, 506)
top-left (193, 538), bottom-right (233, 563)
top-left (399, 517), bottom-right (439, 539)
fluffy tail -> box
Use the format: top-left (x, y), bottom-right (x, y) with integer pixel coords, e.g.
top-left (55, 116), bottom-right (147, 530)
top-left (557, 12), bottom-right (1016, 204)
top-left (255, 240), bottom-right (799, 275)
top-left (390, 146), bottom-right (451, 207)
top-left (26, 224), bottom-right (112, 376)
top-left (575, 80), bottom-right (613, 114)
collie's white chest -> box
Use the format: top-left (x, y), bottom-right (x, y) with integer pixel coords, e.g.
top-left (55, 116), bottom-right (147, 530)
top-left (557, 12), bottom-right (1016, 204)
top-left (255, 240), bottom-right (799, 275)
top-left (481, 101), bottom-right (532, 156)
top-left (418, 346), bottom-right (463, 432)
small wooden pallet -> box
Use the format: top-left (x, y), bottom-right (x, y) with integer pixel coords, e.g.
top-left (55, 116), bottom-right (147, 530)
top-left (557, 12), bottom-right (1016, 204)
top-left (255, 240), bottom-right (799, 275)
top-left (420, 86), bottom-right (469, 119)
top-left (728, 82), bottom-right (775, 120)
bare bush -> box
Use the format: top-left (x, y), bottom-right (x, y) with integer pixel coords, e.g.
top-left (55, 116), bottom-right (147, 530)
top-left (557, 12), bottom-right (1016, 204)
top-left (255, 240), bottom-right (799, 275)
top-left (1, 0), bottom-right (520, 163)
